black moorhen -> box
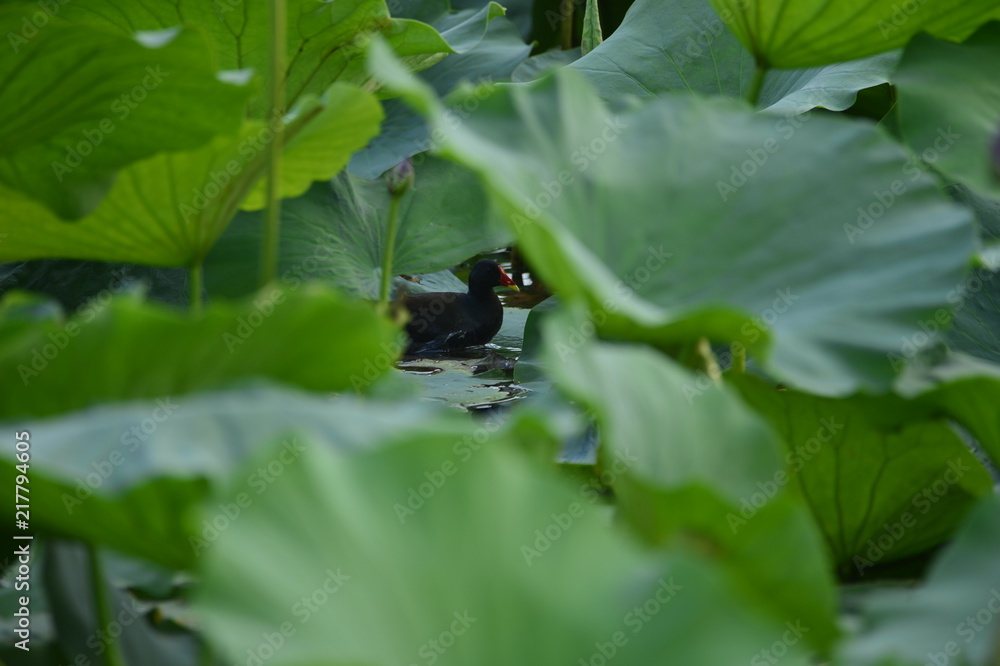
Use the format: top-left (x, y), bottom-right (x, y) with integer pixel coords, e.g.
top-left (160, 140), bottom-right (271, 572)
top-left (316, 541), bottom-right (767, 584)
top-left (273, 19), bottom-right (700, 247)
top-left (403, 260), bottom-right (519, 353)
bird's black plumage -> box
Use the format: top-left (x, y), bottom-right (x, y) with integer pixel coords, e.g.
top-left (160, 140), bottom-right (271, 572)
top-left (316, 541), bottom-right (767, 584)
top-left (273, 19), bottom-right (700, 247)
top-left (403, 260), bottom-right (518, 353)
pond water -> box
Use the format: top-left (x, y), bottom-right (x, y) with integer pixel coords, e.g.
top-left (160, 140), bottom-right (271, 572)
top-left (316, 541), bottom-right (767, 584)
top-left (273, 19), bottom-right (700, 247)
top-left (395, 306), bottom-right (532, 410)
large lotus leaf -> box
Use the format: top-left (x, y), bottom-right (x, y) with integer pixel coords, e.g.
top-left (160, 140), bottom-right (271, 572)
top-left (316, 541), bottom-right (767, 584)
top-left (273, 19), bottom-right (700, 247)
top-left (567, 0), bottom-right (898, 111)
top-left (893, 23), bottom-right (1000, 201)
top-left (706, 0), bottom-right (1000, 69)
top-left (370, 47), bottom-right (976, 395)
top-left (511, 48), bottom-right (582, 83)
top-left (761, 52), bottom-right (900, 115)
top-left (896, 352), bottom-right (1000, 469)
top-left (205, 154), bottom-right (510, 299)
top-left (542, 311), bottom-right (783, 502)
top-left (933, 187), bottom-right (1000, 364)
top-left (0, 387), bottom-right (451, 569)
top-left (241, 85), bottom-right (385, 209)
top-left (949, 184), bottom-right (1000, 244)
top-left (538, 309), bottom-right (838, 651)
top-left (0, 13), bottom-right (251, 220)
top-left (942, 266), bottom-right (1000, 365)
top-left (55, 0), bottom-right (455, 117)
top-left (453, 0), bottom-right (533, 38)
top-left (730, 373), bottom-right (993, 575)
top-left (837, 495), bottom-right (1000, 666)
top-left (349, 12), bottom-right (531, 178)
top-left (197, 432), bottom-right (813, 666)
top-left (0, 285), bottom-right (400, 420)
top-left (0, 84), bottom-right (382, 266)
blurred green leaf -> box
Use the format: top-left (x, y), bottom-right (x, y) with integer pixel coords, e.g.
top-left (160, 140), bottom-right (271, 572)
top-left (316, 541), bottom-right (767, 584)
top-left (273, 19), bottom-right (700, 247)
top-left (43, 541), bottom-right (199, 666)
top-left (0, 285), bottom-right (399, 419)
top-left (837, 494), bottom-right (1000, 666)
top-left (731, 374), bottom-right (993, 574)
top-left (942, 266), bottom-right (1000, 365)
top-left (197, 429), bottom-right (814, 666)
top-left (893, 23), bottom-right (1000, 200)
top-left (0, 260), bottom-right (189, 312)
top-left (539, 310), bottom-right (839, 651)
top-left (0, 387), bottom-right (445, 568)
top-left (543, 312), bottom-right (782, 504)
top-left (896, 352), bottom-right (1000, 469)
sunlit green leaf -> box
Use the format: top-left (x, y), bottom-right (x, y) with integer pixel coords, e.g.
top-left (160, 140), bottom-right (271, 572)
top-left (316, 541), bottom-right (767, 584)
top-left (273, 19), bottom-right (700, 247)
top-left (55, 0), bottom-right (455, 117)
top-left (0, 84), bottom-right (382, 266)
top-left (568, 0), bottom-right (898, 112)
top-left (0, 13), bottom-right (251, 219)
top-left (707, 0), bottom-right (1000, 68)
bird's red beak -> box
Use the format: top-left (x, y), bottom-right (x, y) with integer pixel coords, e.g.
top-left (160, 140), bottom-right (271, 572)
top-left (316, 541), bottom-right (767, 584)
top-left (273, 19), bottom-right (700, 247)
top-left (498, 266), bottom-right (520, 292)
